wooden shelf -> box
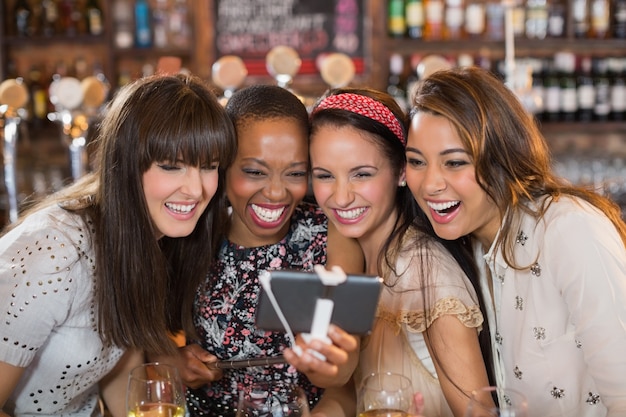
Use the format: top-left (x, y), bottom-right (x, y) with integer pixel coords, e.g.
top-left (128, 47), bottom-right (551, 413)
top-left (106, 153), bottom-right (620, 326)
top-left (387, 38), bottom-right (626, 58)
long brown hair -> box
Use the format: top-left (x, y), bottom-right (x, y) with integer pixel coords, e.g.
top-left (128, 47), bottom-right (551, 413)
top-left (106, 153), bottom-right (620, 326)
top-left (7, 74), bottom-right (237, 355)
top-left (412, 66), bottom-right (626, 267)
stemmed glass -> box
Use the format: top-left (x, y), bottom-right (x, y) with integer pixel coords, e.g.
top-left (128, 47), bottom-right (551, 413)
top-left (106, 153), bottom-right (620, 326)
top-left (236, 381), bottom-right (311, 417)
top-left (357, 372), bottom-right (414, 417)
top-left (464, 386), bottom-right (528, 417)
top-left (126, 362), bottom-right (186, 417)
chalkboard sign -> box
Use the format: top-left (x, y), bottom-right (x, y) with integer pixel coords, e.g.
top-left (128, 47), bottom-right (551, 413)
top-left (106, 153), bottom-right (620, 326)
top-left (213, 0), bottom-right (366, 76)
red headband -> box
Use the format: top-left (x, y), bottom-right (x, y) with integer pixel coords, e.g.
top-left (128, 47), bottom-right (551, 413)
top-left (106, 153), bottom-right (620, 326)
top-left (312, 93), bottom-right (406, 145)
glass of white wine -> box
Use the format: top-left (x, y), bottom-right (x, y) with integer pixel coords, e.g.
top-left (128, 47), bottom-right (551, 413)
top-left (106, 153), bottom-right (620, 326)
top-left (357, 372), bottom-right (413, 417)
top-left (464, 386), bottom-right (528, 417)
top-left (236, 381), bottom-right (311, 417)
top-left (126, 362), bottom-right (186, 417)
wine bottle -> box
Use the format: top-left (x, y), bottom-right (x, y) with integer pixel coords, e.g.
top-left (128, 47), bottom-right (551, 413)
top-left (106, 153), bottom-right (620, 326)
top-left (572, 0), bottom-right (590, 37)
top-left (577, 56), bottom-right (596, 122)
top-left (406, 0), bottom-right (425, 39)
top-left (593, 57), bottom-right (611, 121)
top-left (13, 0), bottom-right (34, 37)
top-left (135, 0), bottom-right (153, 47)
top-left (589, 0), bottom-right (610, 38)
top-left (86, 0), bottom-right (104, 36)
top-left (424, 0), bottom-right (445, 39)
top-left (609, 58), bottom-right (626, 121)
top-left (613, 0), bottom-right (626, 38)
top-left (556, 52), bottom-right (578, 122)
top-left (388, 0), bottom-right (407, 37)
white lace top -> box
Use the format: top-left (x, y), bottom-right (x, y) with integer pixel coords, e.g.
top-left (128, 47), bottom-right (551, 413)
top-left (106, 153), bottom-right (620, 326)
top-left (0, 205), bottom-right (124, 416)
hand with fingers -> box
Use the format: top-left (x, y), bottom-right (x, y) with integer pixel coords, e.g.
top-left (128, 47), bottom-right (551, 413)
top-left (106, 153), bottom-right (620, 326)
top-left (283, 324), bottom-right (360, 388)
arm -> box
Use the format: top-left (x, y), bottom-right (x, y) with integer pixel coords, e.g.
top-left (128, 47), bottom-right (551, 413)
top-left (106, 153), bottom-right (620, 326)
top-left (283, 324), bottom-right (359, 388)
top-left (310, 377), bottom-right (357, 417)
top-left (424, 315), bottom-right (492, 417)
top-left (98, 349), bottom-right (145, 417)
top-left (326, 221), bottom-right (364, 274)
top-left (0, 361), bottom-right (25, 417)
top-left (149, 344), bottom-right (223, 389)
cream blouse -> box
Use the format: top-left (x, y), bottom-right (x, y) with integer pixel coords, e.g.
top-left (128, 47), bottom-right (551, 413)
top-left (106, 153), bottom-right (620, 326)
top-left (356, 227), bottom-right (483, 417)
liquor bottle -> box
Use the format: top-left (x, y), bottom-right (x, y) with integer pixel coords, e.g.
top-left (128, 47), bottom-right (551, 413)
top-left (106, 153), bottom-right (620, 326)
top-left (543, 58), bottom-right (561, 122)
top-left (613, 0), bottom-right (626, 38)
top-left (406, 0), bottom-right (425, 39)
top-left (388, 53), bottom-right (409, 112)
top-left (41, 0), bottom-right (60, 37)
top-left (85, 0), bottom-right (104, 36)
top-left (572, 0), bottom-right (590, 37)
top-left (525, 0), bottom-right (548, 39)
top-left (113, 0), bottom-right (134, 49)
top-left (577, 56), bottom-right (596, 122)
top-left (27, 65), bottom-right (49, 128)
top-left (547, 0), bottom-right (566, 37)
top-left (135, 0), bottom-right (153, 47)
top-left (59, 0), bottom-right (79, 36)
top-left (169, 0), bottom-right (191, 48)
top-left (12, 0), bottom-right (34, 37)
top-left (556, 52), bottom-right (578, 122)
top-left (444, 0), bottom-right (465, 39)
top-left (465, 0), bottom-right (486, 38)
top-left (423, 0), bottom-right (445, 39)
top-left (592, 57), bottom-right (611, 121)
top-left (609, 58), bottom-right (626, 121)
top-left (388, 0), bottom-right (407, 37)
top-left (529, 58), bottom-right (546, 121)
top-left (153, 0), bottom-right (169, 48)
top-left (405, 54), bottom-right (422, 104)
top-left (485, 0), bottom-right (505, 40)
top-left (512, 0), bottom-right (527, 37)
top-left (588, 0), bottom-right (610, 38)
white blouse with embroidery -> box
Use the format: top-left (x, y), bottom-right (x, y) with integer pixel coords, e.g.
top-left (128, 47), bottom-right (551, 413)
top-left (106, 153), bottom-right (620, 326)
top-left (0, 205), bottom-right (124, 416)
top-left (476, 196), bottom-right (626, 417)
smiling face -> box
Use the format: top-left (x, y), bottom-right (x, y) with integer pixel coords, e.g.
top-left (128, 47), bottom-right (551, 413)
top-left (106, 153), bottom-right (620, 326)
top-left (142, 160), bottom-right (219, 239)
top-left (226, 118), bottom-right (309, 247)
top-left (405, 112), bottom-right (501, 248)
top-left (310, 124), bottom-right (402, 252)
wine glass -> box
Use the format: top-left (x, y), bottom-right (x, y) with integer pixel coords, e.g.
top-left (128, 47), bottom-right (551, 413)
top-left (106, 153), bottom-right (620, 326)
top-left (464, 386), bottom-right (528, 417)
top-left (236, 381), bottom-right (311, 417)
top-left (357, 372), bottom-right (413, 417)
top-left (126, 362), bottom-right (186, 417)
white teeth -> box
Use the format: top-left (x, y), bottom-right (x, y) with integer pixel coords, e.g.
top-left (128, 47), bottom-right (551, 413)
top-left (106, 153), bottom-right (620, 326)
top-left (427, 201), bottom-right (460, 211)
top-left (251, 204), bottom-right (285, 223)
top-left (165, 202), bottom-right (196, 213)
top-left (335, 207), bottom-right (366, 220)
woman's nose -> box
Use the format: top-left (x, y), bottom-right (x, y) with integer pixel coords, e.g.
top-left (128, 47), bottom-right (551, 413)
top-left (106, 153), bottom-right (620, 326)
top-left (181, 168), bottom-right (203, 197)
top-left (333, 180), bottom-right (355, 207)
top-left (423, 166), bottom-right (447, 195)
top-left (262, 175), bottom-right (287, 200)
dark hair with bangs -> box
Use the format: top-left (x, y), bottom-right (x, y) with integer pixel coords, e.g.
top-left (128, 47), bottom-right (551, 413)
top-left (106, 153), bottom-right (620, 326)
top-left (10, 74), bottom-right (237, 355)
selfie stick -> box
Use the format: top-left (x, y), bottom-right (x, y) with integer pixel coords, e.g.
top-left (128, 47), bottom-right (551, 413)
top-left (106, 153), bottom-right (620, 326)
top-left (303, 265), bottom-right (347, 343)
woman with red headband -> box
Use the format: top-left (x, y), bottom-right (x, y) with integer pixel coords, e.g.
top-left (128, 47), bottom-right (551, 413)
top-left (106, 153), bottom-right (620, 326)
top-left (298, 87), bottom-right (493, 417)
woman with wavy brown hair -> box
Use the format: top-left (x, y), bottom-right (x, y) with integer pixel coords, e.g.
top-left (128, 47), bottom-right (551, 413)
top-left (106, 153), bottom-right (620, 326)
top-left (406, 66), bottom-right (626, 416)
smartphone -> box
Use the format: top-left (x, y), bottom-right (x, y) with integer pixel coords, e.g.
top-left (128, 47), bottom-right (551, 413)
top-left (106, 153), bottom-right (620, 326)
top-left (255, 269), bottom-right (383, 335)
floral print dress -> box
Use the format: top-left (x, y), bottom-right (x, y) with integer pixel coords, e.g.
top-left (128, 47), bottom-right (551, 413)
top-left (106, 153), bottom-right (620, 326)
top-left (186, 202), bottom-right (328, 417)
